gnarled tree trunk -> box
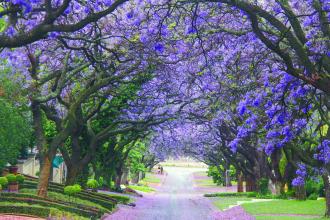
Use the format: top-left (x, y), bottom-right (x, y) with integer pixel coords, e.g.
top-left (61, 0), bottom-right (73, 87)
top-left (237, 172), bottom-right (244, 192)
top-left (65, 165), bottom-right (81, 186)
top-left (323, 174), bottom-right (330, 217)
top-left (245, 175), bottom-right (257, 192)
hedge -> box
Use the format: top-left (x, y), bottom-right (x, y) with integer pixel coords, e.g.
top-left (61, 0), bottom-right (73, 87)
top-left (21, 182), bottom-right (116, 209)
top-left (100, 193), bottom-right (130, 204)
top-left (0, 196), bottom-right (100, 218)
top-left (204, 192), bottom-right (257, 197)
top-left (22, 179), bottom-right (129, 204)
top-left (0, 205), bottom-right (51, 218)
top-left (0, 192), bottom-right (108, 213)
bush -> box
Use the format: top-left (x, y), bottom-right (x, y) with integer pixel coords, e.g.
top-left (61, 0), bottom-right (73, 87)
top-left (307, 193), bottom-right (318, 200)
top-left (258, 178), bottom-right (270, 195)
top-left (64, 184), bottom-right (82, 196)
top-left (286, 189), bottom-right (296, 197)
top-left (87, 179), bottom-right (99, 189)
top-left (318, 180), bottom-right (325, 197)
top-left (305, 178), bottom-right (324, 197)
top-left (0, 176), bottom-right (8, 187)
top-left (246, 192), bottom-right (257, 197)
top-left (6, 174), bottom-right (16, 183)
top-left (16, 174), bottom-right (25, 184)
top-left (207, 166), bottom-right (223, 185)
top-left (98, 177), bottom-right (104, 187)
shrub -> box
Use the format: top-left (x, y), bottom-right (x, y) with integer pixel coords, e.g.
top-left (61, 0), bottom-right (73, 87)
top-left (73, 184), bottom-right (82, 193)
top-left (319, 181), bottom-right (325, 197)
top-left (246, 192), bottom-right (257, 197)
top-left (207, 166), bottom-right (223, 185)
top-left (256, 193), bottom-right (271, 199)
top-left (307, 193), bottom-right (318, 200)
top-left (16, 174), bottom-right (25, 184)
top-left (305, 178), bottom-right (324, 197)
top-left (98, 177), bottom-right (104, 187)
top-left (258, 178), bottom-right (270, 195)
top-left (276, 193), bottom-right (288, 199)
top-left (6, 174), bottom-right (16, 183)
top-left (0, 176), bottom-right (8, 187)
top-left (87, 179), bottom-right (99, 189)
top-left (64, 184), bottom-right (82, 197)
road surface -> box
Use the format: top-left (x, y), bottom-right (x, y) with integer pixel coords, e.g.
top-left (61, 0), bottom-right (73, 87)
top-left (105, 166), bottom-right (250, 220)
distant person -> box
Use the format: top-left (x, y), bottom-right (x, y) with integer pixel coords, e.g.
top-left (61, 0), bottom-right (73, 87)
top-left (160, 166), bottom-right (164, 175)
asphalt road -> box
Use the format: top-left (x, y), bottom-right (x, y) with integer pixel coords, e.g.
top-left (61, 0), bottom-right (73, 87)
top-left (105, 166), bottom-right (219, 220)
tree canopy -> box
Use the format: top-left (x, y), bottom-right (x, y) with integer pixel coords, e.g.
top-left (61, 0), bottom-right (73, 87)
top-left (0, 0), bottom-right (329, 216)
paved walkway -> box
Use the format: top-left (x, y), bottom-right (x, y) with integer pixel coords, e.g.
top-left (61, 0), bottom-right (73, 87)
top-left (104, 167), bottom-right (254, 220)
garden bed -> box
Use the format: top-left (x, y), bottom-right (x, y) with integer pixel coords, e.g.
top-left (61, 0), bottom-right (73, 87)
top-left (0, 177), bottom-right (130, 219)
top-left (0, 193), bottom-right (104, 218)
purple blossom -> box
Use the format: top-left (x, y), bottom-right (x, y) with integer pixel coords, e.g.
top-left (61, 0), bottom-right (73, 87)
top-left (154, 43), bottom-right (164, 53)
top-left (292, 163), bottom-right (307, 187)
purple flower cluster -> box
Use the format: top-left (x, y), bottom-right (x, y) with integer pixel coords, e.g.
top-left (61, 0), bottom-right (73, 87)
top-left (314, 139), bottom-right (330, 164)
top-left (292, 163), bottom-right (307, 187)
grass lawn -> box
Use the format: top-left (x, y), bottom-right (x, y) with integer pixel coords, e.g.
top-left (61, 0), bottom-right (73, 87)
top-left (194, 171), bottom-right (218, 187)
top-left (255, 216), bottom-right (326, 220)
top-left (194, 171), bottom-right (237, 186)
top-left (143, 173), bottom-right (161, 184)
top-left (196, 178), bottom-right (217, 187)
top-left (127, 185), bottom-right (155, 193)
top-left (212, 197), bottom-right (252, 210)
top-left (242, 200), bottom-right (325, 218)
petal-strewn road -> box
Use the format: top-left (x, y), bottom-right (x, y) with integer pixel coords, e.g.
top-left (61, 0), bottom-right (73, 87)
top-left (105, 167), bottom-right (254, 220)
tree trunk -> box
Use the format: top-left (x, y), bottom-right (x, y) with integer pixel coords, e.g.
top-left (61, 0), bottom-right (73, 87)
top-left (115, 173), bottom-right (122, 190)
top-left (225, 171), bottom-right (232, 187)
top-left (121, 169), bottom-right (129, 185)
top-left (237, 172), bottom-right (244, 192)
top-left (273, 181), bottom-right (284, 195)
top-left (295, 184), bottom-right (306, 200)
top-left (224, 161), bottom-right (232, 187)
top-left (245, 175), bottom-right (257, 192)
top-left (37, 154), bottom-right (52, 197)
top-left (323, 174), bottom-right (330, 217)
top-left (65, 165), bottom-right (80, 185)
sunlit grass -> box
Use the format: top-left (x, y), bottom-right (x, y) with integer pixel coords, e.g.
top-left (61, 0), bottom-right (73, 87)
top-left (195, 178), bottom-right (216, 186)
top-left (211, 197), bottom-right (252, 210)
top-left (242, 200), bottom-right (325, 216)
top-left (255, 216), bottom-right (326, 220)
top-left (127, 185), bottom-right (155, 193)
top-left (143, 173), bottom-right (161, 183)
